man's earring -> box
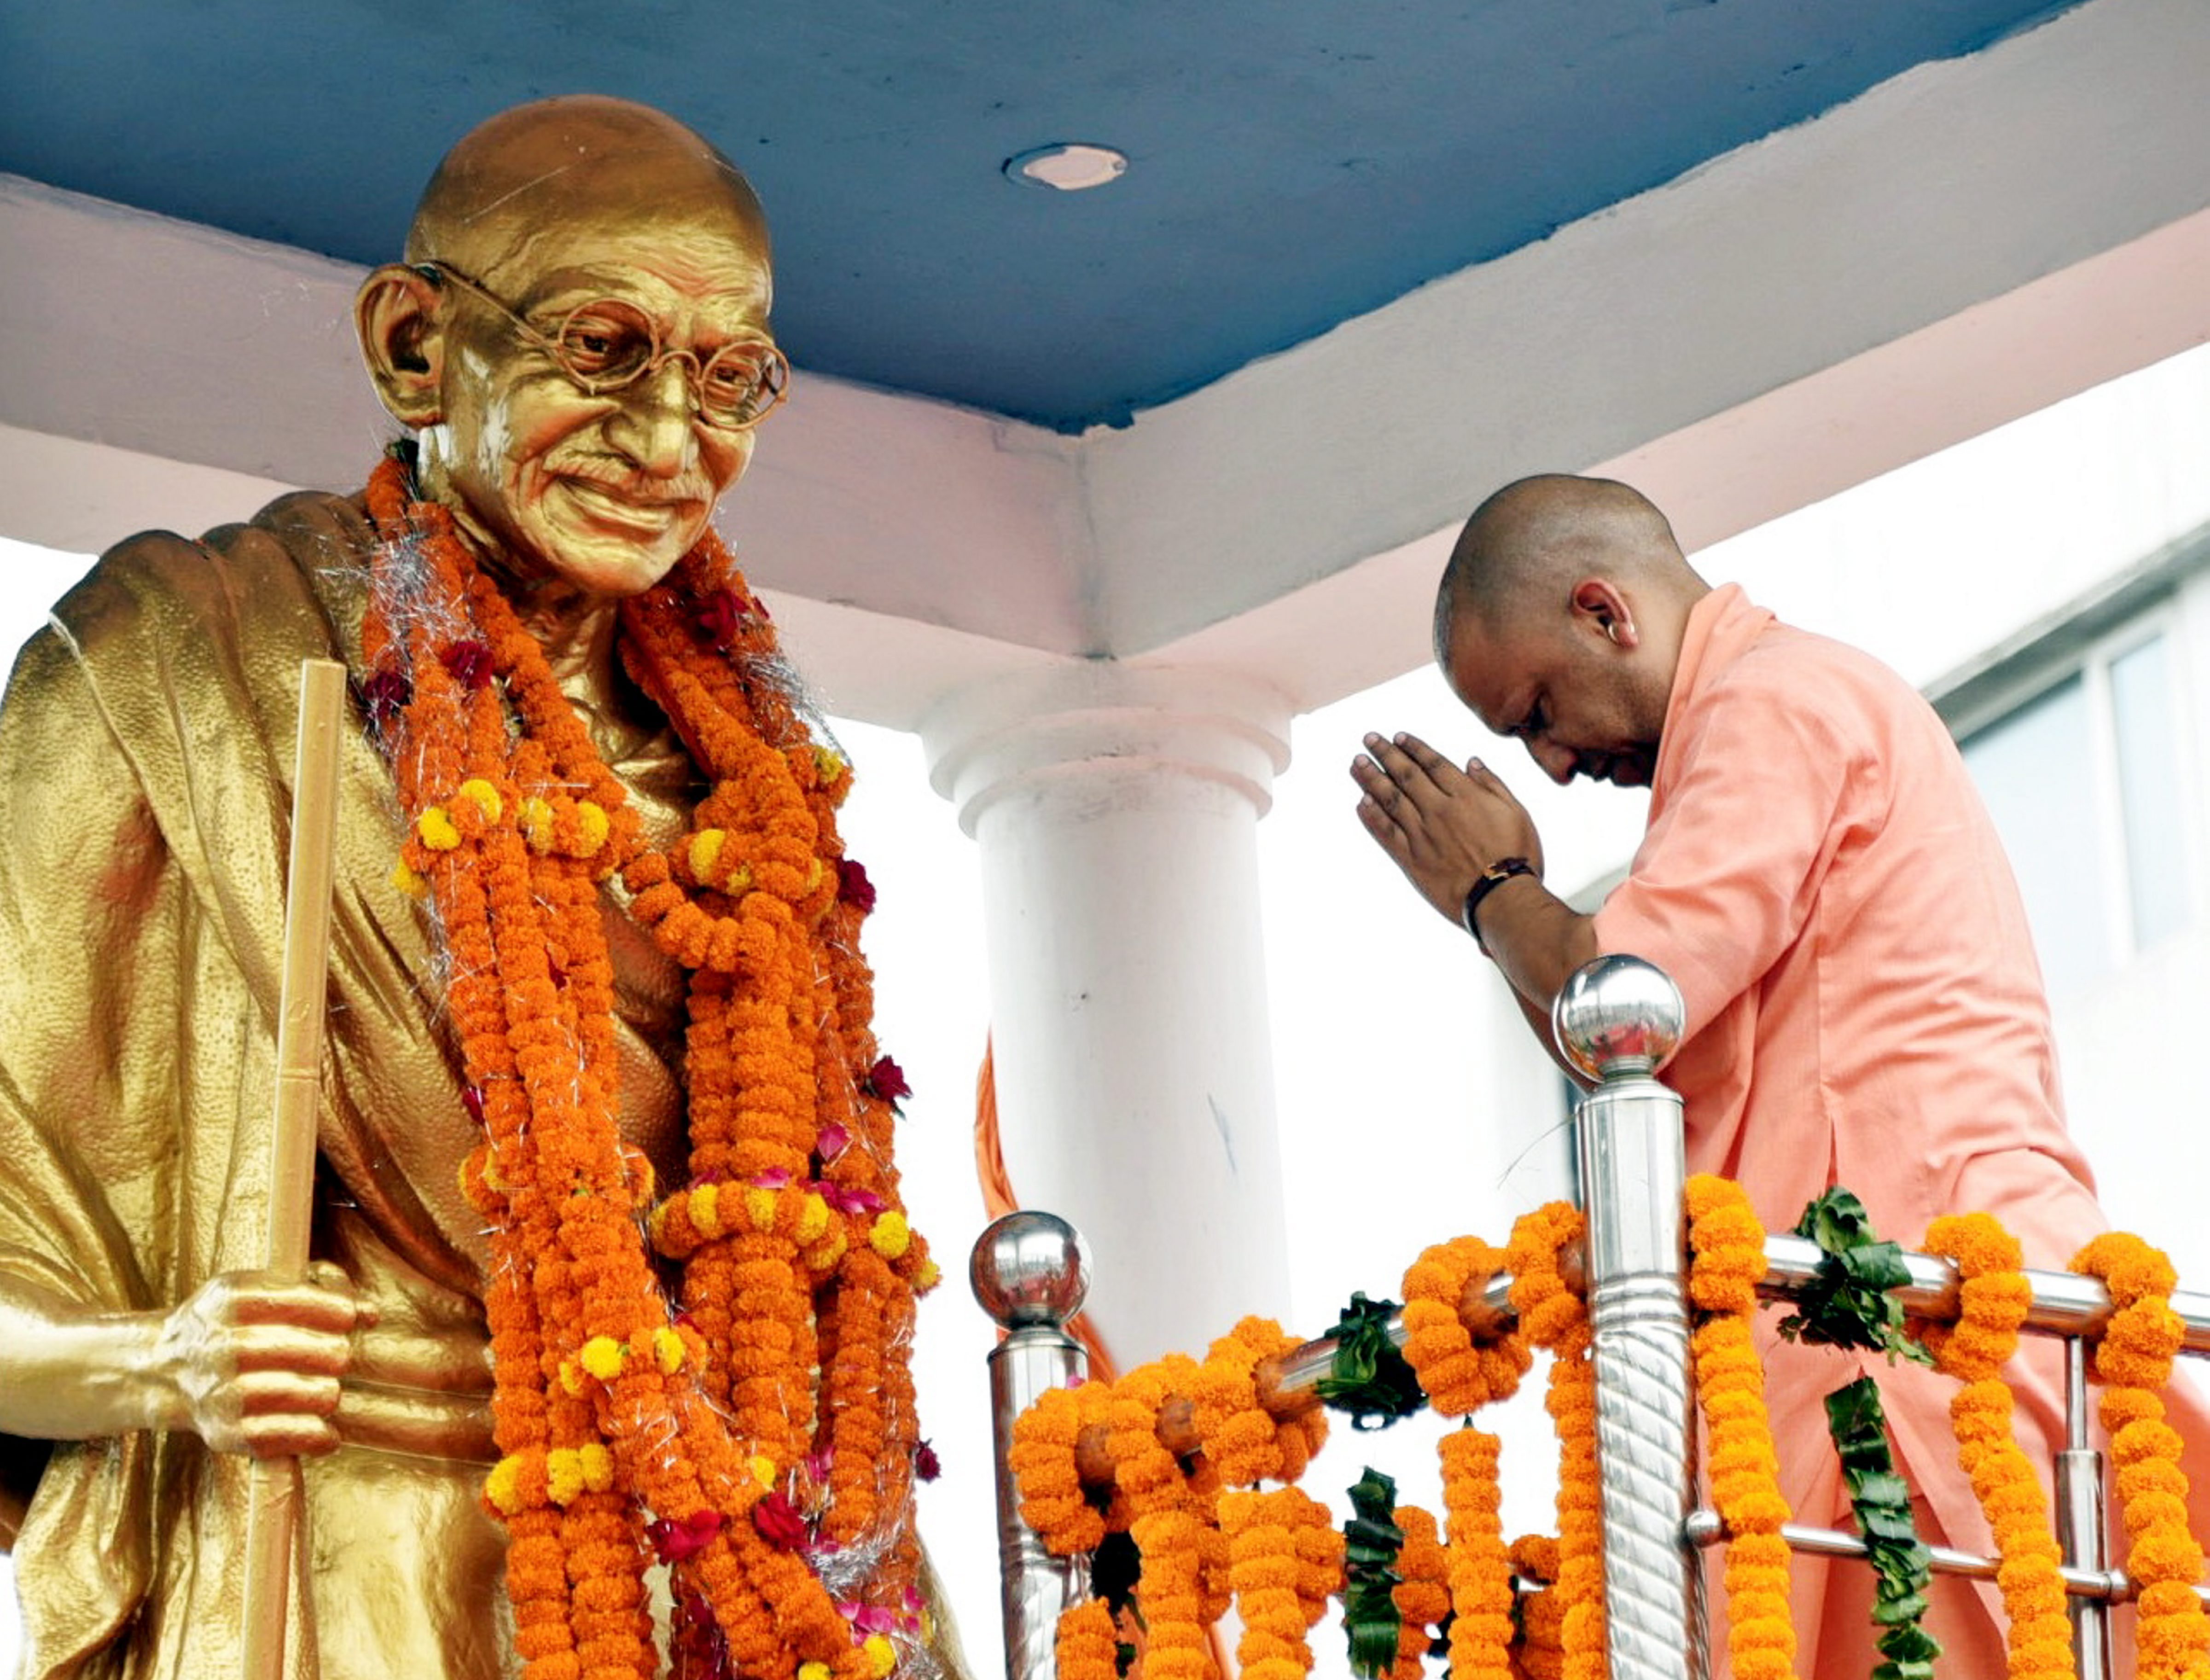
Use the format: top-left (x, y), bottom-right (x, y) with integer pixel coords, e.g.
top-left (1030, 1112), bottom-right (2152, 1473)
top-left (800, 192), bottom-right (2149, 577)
top-left (1605, 623), bottom-right (1621, 644)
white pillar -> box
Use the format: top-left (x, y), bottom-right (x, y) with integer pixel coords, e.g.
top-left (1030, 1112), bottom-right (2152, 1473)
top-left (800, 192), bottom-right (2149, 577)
top-left (926, 663), bottom-right (1294, 1366)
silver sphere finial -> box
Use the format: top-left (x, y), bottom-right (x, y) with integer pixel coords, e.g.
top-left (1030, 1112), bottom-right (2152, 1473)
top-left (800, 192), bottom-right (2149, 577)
top-left (970, 1210), bottom-right (1091, 1329)
top-left (1552, 953), bottom-right (1685, 1081)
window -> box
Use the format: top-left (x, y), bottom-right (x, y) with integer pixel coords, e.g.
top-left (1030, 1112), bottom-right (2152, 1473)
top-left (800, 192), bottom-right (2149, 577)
top-left (1956, 615), bottom-right (2197, 1001)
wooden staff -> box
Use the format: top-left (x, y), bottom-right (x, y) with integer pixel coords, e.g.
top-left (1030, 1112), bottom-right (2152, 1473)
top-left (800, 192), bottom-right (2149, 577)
top-left (240, 657), bottom-right (348, 1680)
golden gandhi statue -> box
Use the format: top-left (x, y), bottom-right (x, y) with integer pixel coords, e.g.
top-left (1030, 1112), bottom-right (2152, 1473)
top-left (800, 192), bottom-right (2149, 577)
top-left (0, 96), bottom-right (955, 1679)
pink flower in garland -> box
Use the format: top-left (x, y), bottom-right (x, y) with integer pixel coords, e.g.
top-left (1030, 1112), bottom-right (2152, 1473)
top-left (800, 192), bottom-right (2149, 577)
top-left (819, 1182), bottom-right (886, 1217)
top-left (913, 1440), bottom-right (942, 1482)
top-left (751, 1490), bottom-right (810, 1551)
top-left (647, 1509), bottom-right (725, 1563)
top-left (360, 669), bottom-right (411, 732)
top-left (439, 639), bottom-right (494, 692)
top-left (696, 587), bottom-right (745, 650)
top-left (837, 858), bottom-right (878, 912)
top-left (867, 1055), bottom-right (911, 1106)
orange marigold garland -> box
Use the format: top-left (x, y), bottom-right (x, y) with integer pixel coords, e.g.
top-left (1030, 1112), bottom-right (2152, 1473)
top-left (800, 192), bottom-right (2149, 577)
top-left (1223, 1488), bottom-right (1332, 1680)
top-left (1917, 1213), bottom-right (2069, 1680)
top-left (1438, 1428), bottom-right (1514, 1680)
top-left (1054, 1598), bottom-right (1122, 1680)
top-left (1683, 1175), bottom-right (1797, 1680)
top-left (1389, 1503), bottom-right (1451, 1680)
top-left (2071, 1232), bottom-right (2210, 1680)
top-left (1401, 1236), bottom-right (1531, 1418)
top-left (1508, 1535), bottom-right (1566, 1680)
top-left (1507, 1202), bottom-right (1605, 1680)
top-left (1191, 1317), bottom-right (1327, 1488)
top-left (1132, 1506), bottom-right (1220, 1680)
top-left (363, 450), bottom-right (934, 1680)
top-left (1009, 1382), bottom-right (1113, 1556)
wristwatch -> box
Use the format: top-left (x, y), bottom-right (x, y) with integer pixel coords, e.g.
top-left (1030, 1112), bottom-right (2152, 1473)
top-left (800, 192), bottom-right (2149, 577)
top-left (1460, 856), bottom-right (1536, 953)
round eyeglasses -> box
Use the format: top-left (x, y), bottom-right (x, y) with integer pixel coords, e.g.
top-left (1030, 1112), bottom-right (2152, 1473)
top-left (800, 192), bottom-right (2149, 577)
top-left (418, 262), bottom-right (790, 430)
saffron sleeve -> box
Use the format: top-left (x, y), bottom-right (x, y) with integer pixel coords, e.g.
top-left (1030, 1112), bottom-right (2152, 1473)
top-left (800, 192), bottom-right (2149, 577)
top-left (1589, 664), bottom-right (1860, 1040)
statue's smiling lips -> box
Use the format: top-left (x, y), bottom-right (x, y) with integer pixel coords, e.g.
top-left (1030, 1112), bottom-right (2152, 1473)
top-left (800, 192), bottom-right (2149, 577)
top-left (554, 477), bottom-right (696, 535)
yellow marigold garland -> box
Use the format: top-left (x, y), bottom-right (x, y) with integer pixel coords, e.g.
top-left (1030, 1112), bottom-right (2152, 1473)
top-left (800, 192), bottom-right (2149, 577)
top-left (1438, 1428), bottom-right (1514, 1680)
top-left (1683, 1175), bottom-right (1797, 1680)
top-left (1918, 1212), bottom-right (2070, 1680)
top-left (1402, 1236), bottom-right (1531, 1418)
top-left (1507, 1202), bottom-right (1605, 1680)
top-left (2072, 1232), bottom-right (2210, 1680)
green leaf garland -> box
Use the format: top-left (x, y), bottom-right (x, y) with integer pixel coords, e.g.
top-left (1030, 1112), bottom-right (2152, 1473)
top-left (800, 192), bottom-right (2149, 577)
top-left (1342, 1467), bottom-right (1408, 1678)
top-left (1826, 1376), bottom-right (1939, 1680)
top-left (1777, 1188), bottom-right (1933, 1368)
top-left (1317, 1292), bottom-right (1428, 1430)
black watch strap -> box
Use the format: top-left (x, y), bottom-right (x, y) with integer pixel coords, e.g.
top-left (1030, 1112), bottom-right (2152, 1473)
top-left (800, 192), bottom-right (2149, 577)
top-left (1461, 856), bottom-right (1536, 952)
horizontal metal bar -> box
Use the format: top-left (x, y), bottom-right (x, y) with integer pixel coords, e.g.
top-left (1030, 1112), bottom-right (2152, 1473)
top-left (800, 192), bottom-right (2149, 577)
top-left (1263, 1238), bottom-right (2210, 1416)
top-left (1683, 1510), bottom-right (2210, 1608)
top-left (1757, 1233), bottom-right (2210, 1350)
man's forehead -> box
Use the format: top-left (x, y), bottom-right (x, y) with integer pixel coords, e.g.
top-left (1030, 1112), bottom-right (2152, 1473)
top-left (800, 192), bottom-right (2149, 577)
top-left (1442, 616), bottom-right (1534, 733)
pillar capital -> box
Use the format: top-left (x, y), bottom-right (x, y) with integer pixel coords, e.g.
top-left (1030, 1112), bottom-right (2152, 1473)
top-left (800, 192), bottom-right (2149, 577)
top-left (921, 663), bottom-right (1293, 838)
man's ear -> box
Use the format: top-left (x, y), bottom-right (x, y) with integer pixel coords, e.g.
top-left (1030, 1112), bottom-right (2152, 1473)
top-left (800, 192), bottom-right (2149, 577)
top-left (1569, 578), bottom-right (1638, 649)
top-left (355, 265), bottom-right (447, 427)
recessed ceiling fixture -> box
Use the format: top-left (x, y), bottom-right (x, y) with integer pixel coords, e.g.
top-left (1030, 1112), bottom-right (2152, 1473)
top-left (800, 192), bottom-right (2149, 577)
top-left (1004, 143), bottom-right (1128, 192)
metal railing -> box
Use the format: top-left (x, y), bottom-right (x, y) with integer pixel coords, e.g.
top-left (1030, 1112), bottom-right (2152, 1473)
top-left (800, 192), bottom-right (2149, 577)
top-left (970, 954), bottom-right (2208, 1680)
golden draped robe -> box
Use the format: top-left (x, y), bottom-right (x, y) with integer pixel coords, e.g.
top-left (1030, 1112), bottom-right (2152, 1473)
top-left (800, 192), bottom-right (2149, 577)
top-left (0, 490), bottom-right (711, 1678)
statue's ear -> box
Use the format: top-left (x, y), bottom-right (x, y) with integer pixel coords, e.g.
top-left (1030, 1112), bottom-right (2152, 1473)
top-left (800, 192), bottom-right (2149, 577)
top-left (355, 264), bottom-right (447, 427)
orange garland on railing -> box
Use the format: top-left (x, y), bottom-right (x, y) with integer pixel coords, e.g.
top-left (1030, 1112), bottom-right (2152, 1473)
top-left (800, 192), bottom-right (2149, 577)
top-left (2071, 1233), bottom-right (2210, 1680)
top-left (1006, 1186), bottom-right (2210, 1680)
top-left (1192, 1317), bottom-right (1327, 1488)
top-left (1507, 1201), bottom-right (1606, 1680)
top-left (1438, 1428), bottom-right (1515, 1680)
top-left (1402, 1236), bottom-right (1531, 1418)
top-left (1388, 1502), bottom-right (1451, 1680)
top-left (1009, 1382), bottom-right (1112, 1556)
top-left (1918, 1212), bottom-right (2070, 1680)
top-left (1684, 1176), bottom-right (1797, 1680)
top-left (1508, 1535), bottom-right (1566, 1680)
top-left (1223, 1487), bottom-right (1334, 1680)
top-left (1053, 1598), bottom-right (1122, 1680)
top-left (363, 453), bottom-right (934, 1680)
top-left (1132, 1505), bottom-right (1221, 1680)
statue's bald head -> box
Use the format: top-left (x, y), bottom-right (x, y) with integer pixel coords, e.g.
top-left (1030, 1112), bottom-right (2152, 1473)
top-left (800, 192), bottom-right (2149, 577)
top-left (1433, 475), bottom-right (1697, 659)
top-left (405, 95), bottom-right (769, 284)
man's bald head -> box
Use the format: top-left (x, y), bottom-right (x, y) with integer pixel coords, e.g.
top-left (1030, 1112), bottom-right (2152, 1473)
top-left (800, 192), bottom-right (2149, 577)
top-left (405, 95), bottom-right (769, 283)
top-left (1434, 475), bottom-right (1695, 659)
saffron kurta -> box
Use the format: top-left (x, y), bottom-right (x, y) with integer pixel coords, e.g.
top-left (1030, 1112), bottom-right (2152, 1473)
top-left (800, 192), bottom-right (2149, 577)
top-left (1593, 583), bottom-right (2210, 1672)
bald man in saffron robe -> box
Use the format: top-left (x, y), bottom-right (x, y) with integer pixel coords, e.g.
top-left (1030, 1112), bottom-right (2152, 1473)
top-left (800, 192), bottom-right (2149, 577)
top-left (1353, 473), bottom-right (2210, 1676)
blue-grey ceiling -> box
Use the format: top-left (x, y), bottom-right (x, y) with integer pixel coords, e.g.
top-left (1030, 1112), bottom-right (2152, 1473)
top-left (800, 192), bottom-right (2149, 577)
top-left (2, 0), bottom-right (2080, 432)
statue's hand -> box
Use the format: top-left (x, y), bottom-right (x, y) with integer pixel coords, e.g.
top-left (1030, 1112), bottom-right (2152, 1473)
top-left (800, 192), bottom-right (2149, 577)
top-left (150, 1263), bottom-right (374, 1457)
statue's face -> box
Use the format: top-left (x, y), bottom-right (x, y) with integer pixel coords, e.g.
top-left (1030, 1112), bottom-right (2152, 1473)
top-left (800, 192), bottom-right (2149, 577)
top-left (421, 212), bottom-right (777, 597)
